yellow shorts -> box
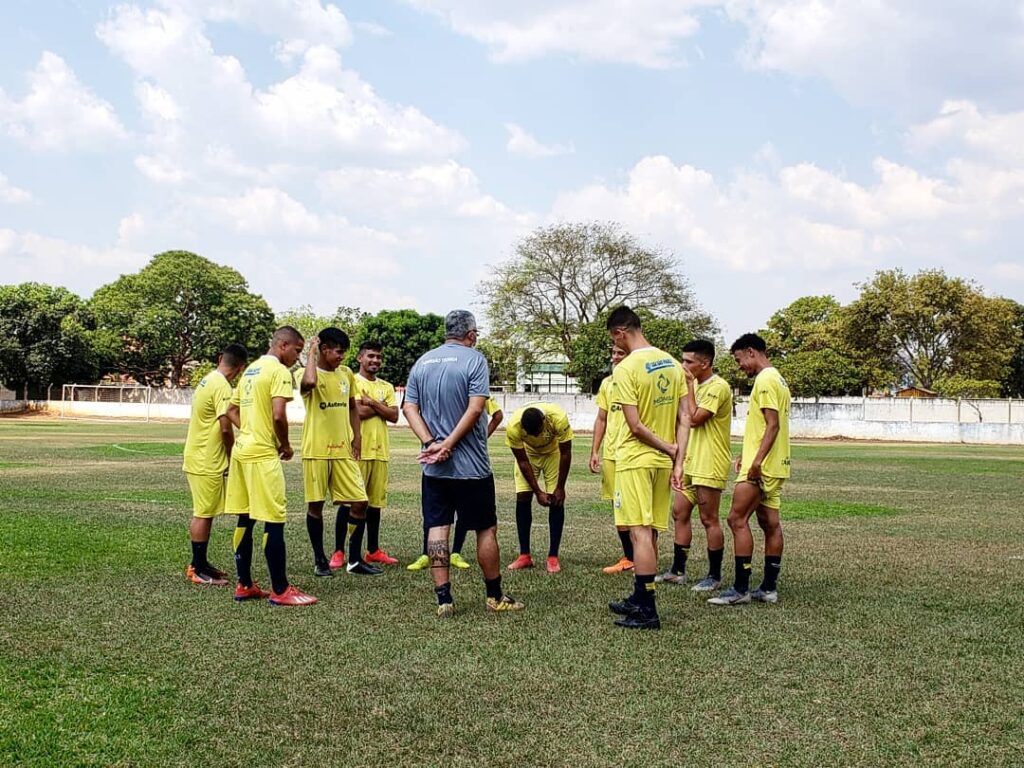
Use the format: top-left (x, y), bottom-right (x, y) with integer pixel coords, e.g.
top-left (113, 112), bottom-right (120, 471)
top-left (736, 472), bottom-right (786, 510)
top-left (185, 472), bottom-right (225, 518)
top-left (225, 457), bottom-right (286, 523)
top-left (613, 467), bottom-right (672, 531)
top-left (303, 459), bottom-right (368, 504)
top-left (600, 458), bottom-right (616, 501)
top-left (360, 459), bottom-right (388, 508)
top-left (680, 474), bottom-right (727, 506)
top-left (513, 450), bottom-right (560, 494)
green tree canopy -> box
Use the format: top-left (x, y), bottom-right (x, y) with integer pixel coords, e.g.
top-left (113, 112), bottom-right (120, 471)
top-left (89, 251), bottom-right (275, 386)
top-left (1002, 301), bottom-right (1024, 398)
top-left (348, 309), bottom-right (445, 386)
top-left (274, 304), bottom-right (367, 351)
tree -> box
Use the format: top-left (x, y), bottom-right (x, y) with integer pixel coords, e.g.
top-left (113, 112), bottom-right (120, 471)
top-left (934, 375), bottom-right (1002, 399)
top-left (0, 283), bottom-right (101, 397)
top-left (480, 222), bottom-right (717, 363)
top-left (274, 305), bottom-right (367, 349)
top-left (348, 309), bottom-right (445, 386)
top-left (843, 269), bottom-right (1019, 390)
top-left (477, 336), bottom-right (527, 390)
top-left (89, 251), bottom-right (275, 386)
top-left (1001, 301), bottom-right (1024, 398)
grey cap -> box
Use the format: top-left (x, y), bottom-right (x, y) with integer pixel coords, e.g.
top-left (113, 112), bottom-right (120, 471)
top-left (445, 309), bottom-right (477, 340)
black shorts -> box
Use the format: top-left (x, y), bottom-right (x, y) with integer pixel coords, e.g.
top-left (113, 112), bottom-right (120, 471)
top-left (422, 475), bottom-right (497, 531)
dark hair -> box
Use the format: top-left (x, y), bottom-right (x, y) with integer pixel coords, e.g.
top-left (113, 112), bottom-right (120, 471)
top-left (359, 340), bottom-right (383, 354)
top-left (605, 305), bottom-right (642, 331)
top-left (521, 407), bottom-right (544, 436)
top-left (272, 326), bottom-right (303, 345)
top-left (729, 333), bottom-right (767, 353)
top-left (220, 343), bottom-right (248, 368)
top-left (682, 339), bottom-right (715, 363)
top-left (319, 327), bottom-right (350, 351)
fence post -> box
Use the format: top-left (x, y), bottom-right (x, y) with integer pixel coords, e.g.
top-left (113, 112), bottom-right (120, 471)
top-left (909, 398), bottom-right (914, 423)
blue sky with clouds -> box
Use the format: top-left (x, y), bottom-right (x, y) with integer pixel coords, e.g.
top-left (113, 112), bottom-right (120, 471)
top-left (2, 0), bottom-right (1023, 341)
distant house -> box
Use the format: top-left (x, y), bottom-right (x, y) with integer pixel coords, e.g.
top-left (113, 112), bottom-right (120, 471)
top-left (895, 386), bottom-right (939, 399)
top-left (518, 360), bottom-right (578, 394)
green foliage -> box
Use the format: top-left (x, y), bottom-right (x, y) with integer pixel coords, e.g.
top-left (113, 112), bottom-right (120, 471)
top-left (89, 251), bottom-right (275, 386)
top-left (933, 375), bottom-right (1002, 399)
top-left (274, 304), bottom-right (367, 351)
top-left (0, 283), bottom-right (101, 396)
top-left (348, 309), bottom-right (445, 385)
top-left (188, 362), bottom-right (215, 389)
top-left (477, 336), bottom-right (525, 388)
top-left (1002, 301), bottom-right (1024, 397)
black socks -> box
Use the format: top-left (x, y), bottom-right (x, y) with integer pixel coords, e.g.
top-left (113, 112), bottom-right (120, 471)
top-left (515, 496), bottom-right (532, 554)
top-left (708, 548), bottom-right (724, 580)
top-left (617, 529), bottom-right (633, 561)
top-left (366, 507), bottom-right (381, 553)
top-left (761, 555), bottom-right (782, 591)
top-left (233, 515), bottom-right (255, 587)
top-left (735, 555), bottom-right (753, 593)
top-left (548, 504), bottom-right (565, 557)
top-left (263, 522), bottom-right (288, 595)
top-left (306, 514), bottom-right (326, 564)
top-left (671, 543), bottom-right (690, 575)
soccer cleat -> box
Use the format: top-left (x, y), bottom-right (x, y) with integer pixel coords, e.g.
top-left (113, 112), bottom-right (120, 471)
top-left (346, 560), bottom-right (383, 576)
top-left (486, 594), bottom-right (525, 612)
top-left (436, 602), bottom-right (455, 619)
top-left (268, 585), bottom-right (318, 606)
top-left (655, 570), bottom-right (686, 585)
top-left (691, 576), bottom-right (722, 593)
top-left (449, 552), bottom-right (471, 569)
top-left (601, 557), bottom-right (634, 574)
top-left (614, 610), bottom-right (661, 630)
top-left (406, 554), bottom-right (430, 571)
top-left (608, 596), bottom-right (642, 616)
top-left (546, 556), bottom-right (561, 574)
top-left (328, 550), bottom-right (347, 570)
top-left (314, 560), bottom-right (333, 578)
top-left (707, 587), bottom-right (751, 606)
top-left (506, 554), bottom-right (534, 571)
top-left (233, 582), bottom-right (270, 601)
top-left (365, 549), bottom-right (399, 566)
top-left (186, 565), bottom-right (227, 586)
top-left (751, 587), bottom-right (779, 604)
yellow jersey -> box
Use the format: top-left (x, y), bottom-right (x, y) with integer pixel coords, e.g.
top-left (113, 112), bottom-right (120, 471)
top-left (486, 396), bottom-right (501, 416)
top-left (742, 367), bottom-right (791, 478)
top-left (595, 374), bottom-right (625, 461)
top-left (183, 370), bottom-right (233, 475)
top-left (301, 366), bottom-right (357, 460)
top-left (355, 373), bottom-right (396, 461)
top-left (231, 355), bottom-right (294, 463)
top-left (505, 401), bottom-right (574, 456)
top-left (612, 347), bottom-right (684, 470)
top-left (685, 374), bottom-right (733, 482)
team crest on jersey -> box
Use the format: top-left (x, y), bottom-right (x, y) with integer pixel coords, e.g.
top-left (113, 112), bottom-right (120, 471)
top-left (656, 373), bottom-right (670, 394)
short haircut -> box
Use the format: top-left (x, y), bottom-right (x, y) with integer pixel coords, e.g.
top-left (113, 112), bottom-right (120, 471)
top-left (221, 343), bottom-right (248, 368)
top-left (272, 326), bottom-right (303, 345)
top-left (682, 339), bottom-right (716, 363)
top-left (606, 305), bottom-right (641, 331)
top-left (730, 333), bottom-right (767, 353)
top-left (445, 309), bottom-right (477, 340)
top-left (318, 327), bottom-right (350, 351)
top-left (521, 407), bottom-right (544, 436)
top-left (359, 340), bottom-right (383, 354)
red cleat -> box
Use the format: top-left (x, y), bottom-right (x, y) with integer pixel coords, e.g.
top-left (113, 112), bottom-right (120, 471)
top-left (365, 549), bottom-right (399, 566)
top-left (268, 585), bottom-right (318, 606)
top-left (546, 556), bottom-right (561, 574)
top-left (187, 564), bottom-right (228, 586)
top-left (506, 554), bottom-right (534, 571)
top-left (234, 582), bottom-right (270, 601)
top-left (602, 557), bottom-right (635, 574)
top-left (329, 550), bottom-right (347, 570)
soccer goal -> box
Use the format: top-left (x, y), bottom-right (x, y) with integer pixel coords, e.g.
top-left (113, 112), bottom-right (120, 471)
top-left (60, 384), bottom-right (154, 422)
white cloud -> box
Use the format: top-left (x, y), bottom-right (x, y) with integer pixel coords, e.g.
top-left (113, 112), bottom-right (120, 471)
top-left (0, 52), bottom-right (127, 151)
top-left (0, 228), bottom-right (143, 291)
top-left (505, 123), bottom-right (574, 158)
top-left (0, 173), bottom-right (34, 204)
top-left (135, 154), bottom-right (189, 184)
top-left (354, 21), bottom-right (392, 37)
top-left (173, 0), bottom-right (352, 48)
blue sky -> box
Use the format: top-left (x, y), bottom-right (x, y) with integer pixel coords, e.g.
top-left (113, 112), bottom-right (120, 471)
top-left (2, 0), bottom-right (1023, 342)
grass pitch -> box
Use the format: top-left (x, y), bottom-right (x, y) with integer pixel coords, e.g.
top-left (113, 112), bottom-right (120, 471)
top-left (1, 418), bottom-right (1023, 767)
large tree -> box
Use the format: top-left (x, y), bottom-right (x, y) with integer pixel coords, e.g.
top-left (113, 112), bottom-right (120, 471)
top-left (0, 283), bottom-right (101, 397)
top-left (844, 269), bottom-right (1019, 391)
top-left (1002, 301), bottom-right (1024, 398)
top-left (90, 251), bottom-right (275, 386)
top-left (480, 222), bottom-right (716, 362)
top-left (275, 305), bottom-right (367, 347)
top-left (348, 309), bottom-right (445, 386)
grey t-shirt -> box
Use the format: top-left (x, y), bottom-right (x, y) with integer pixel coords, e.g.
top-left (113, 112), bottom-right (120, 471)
top-left (404, 342), bottom-right (491, 479)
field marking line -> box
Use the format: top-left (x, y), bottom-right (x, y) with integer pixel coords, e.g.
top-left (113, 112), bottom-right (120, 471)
top-left (111, 443), bottom-right (151, 455)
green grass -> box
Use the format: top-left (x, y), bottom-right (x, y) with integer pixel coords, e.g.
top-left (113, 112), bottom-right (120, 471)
top-left (1, 418), bottom-right (1023, 767)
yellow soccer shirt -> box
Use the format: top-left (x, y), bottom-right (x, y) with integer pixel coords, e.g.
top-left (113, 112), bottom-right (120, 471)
top-left (595, 374), bottom-right (625, 461)
top-left (612, 347), bottom-right (684, 470)
top-left (486, 397), bottom-right (501, 416)
top-left (231, 355), bottom-right (295, 463)
top-left (355, 373), bottom-right (396, 461)
top-left (183, 370), bottom-right (233, 475)
top-left (685, 374), bottom-right (733, 482)
top-left (742, 366), bottom-right (791, 478)
top-left (505, 402), bottom-right (574, 456)
top-left (301, 366), bottom-right (357, 460)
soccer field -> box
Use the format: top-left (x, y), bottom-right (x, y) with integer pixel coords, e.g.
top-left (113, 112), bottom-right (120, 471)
top-left (2, 418), bottom-right (1023, 767)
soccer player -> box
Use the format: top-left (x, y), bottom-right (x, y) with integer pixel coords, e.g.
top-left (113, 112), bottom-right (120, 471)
top-left (709, 333), bottom-right (790, 606)
top-left (182, 343), bottom-right (248, 585)
top-left (300, 328), bottom-right (379, 578)
top-left (354, 339), bottom-right (400, 566)
top-left (605, 306), bottom-right (688, 630)
top-left (485, 396), bottom-right (504, 436)
top-left (225, 326), bottom-right (316, 606)
top-left (590, 344), bottom-right (632, 574)
top-left (403, 309), bottom-right (523, 618)
top-left (664, 339), bottom-right (732, 591)
top-left (504, 402), bottom-right (573, 574)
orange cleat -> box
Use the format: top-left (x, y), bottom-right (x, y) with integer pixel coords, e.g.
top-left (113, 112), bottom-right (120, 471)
top-left (506, 554), bottom-right (534, 571)
top-left (329, 550), bottom-right (347, 570)
top-left (187, 564), bottom-right (228, 586)
top-left (234, 582), bottom-right (270, 601)
top-left (602, 557), bottom-right (634, 575)
top-left (365, 549), bottom-right (399, 566)
top-left (546, 556), bottom-right (561, 574)
top-left (268, 585), bottom-right (318, 606)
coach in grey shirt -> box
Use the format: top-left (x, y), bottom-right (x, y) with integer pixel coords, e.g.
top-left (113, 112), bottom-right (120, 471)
top-left (403, 310), bottom-right (524, 618)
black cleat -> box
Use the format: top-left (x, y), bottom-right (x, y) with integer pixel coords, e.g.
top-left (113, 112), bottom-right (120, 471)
top-left (346, 560), bottom-right (383, 576)
top-left (614, 610), bottom-right (661, 630)
top-left (608, 596), bottom-right (642, 616)
top-left (314, 560), bottom-right (333, 578)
